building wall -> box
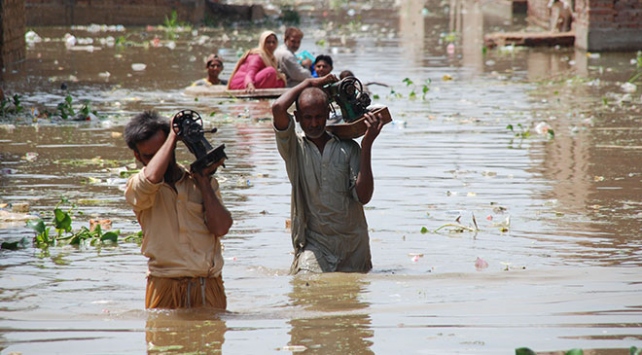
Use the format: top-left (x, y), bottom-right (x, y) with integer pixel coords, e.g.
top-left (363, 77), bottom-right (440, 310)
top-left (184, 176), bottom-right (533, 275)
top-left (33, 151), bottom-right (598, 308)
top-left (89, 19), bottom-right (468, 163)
top-left (0, 0), bottom-right (27, 76)
top-left (528, 0), bottom-right (642, 51)
top-left (574, 0), bottom-right (642, 51)
top-left (25, 0), bottom-right (205, 27)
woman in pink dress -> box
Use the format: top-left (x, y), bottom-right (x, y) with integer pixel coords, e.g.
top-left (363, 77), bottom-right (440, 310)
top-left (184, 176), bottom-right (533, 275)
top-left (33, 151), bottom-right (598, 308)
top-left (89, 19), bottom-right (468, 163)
top-left (227, 31), bottom-right (286, 92)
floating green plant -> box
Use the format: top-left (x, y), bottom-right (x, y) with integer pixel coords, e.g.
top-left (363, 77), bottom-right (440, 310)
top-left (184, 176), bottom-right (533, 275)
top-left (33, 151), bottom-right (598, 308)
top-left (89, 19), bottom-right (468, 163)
top-left (56, 94), bottom-right (97, 120)
top-left (402, 77), bottom-right (432, 101)
top-left (627, 50), bottom-right (642, 83)
top-left (24, 197), bottom-right (140, 249)
top-left (1, 94), bottom-right (24, 118)
top-left (162, 10), bottom-right (191, 39)
top-left (507, 123), bottom-right (531, 139)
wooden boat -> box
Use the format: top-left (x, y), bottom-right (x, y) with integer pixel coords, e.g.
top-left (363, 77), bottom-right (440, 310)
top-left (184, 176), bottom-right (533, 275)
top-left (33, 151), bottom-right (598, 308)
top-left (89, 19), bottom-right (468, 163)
top-left (183, 85), bottom-right (288, 99)
top-left (326, 106), bottom-right (393, 139)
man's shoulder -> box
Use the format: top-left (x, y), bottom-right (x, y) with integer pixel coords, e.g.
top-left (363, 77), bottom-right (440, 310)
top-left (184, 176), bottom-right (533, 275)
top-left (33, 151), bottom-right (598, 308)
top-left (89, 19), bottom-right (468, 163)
top-left (274, 45), bottom-right (290, 57)
top-left (333, 136), bottom-right (360, 148)
top-left (275, 46), bottom-right (294, 59)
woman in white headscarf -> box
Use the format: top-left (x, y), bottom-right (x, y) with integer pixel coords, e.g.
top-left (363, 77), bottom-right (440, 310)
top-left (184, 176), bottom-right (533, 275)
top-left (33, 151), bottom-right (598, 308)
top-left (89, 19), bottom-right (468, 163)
top-left (228, 31), bottom-right (286, 92)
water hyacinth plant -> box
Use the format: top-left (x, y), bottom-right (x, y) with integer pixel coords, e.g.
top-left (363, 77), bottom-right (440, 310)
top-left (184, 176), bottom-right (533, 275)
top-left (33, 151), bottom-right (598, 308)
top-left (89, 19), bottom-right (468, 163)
top-left (1, 94), bottom-right (24, 118)
top-left (25, 198), bottom-right (140, 249)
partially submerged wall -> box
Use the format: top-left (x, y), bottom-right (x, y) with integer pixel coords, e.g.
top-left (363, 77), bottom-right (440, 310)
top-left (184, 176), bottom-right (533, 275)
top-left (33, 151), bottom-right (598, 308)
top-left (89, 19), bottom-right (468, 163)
top-left (24, 0), bottom-right (266, 27)
top-left (1, 0), bottom-right (26, 78)
top-left (574, 0), bottom-right (642, 51)
top-left (527, 0), bottom-right (642, 51)
top-left (25, 0), bottom-right (205, 27)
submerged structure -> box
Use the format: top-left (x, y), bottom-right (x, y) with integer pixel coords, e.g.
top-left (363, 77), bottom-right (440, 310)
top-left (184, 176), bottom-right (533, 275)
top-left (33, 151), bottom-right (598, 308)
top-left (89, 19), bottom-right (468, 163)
top-left (2, 0), bottom-right (642, 77)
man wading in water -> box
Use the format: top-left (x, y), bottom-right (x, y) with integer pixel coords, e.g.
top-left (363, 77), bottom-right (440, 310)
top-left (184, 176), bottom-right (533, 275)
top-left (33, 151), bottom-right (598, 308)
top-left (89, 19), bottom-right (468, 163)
top-left (123, 110), bottom-right (233, 309)
top-left (271, 74), bottom-right (384, 274)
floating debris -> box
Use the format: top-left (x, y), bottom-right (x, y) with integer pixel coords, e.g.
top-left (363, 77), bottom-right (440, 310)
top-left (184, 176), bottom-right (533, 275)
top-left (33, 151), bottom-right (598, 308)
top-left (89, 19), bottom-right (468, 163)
top-left (621, 82), bottom-right (637, 93)
top-left (475, 257), bottom-right (489, 271)
top-left (131, 63), bottom-right (147, 71)
top-left (281, 345), bottom-right (307, 352)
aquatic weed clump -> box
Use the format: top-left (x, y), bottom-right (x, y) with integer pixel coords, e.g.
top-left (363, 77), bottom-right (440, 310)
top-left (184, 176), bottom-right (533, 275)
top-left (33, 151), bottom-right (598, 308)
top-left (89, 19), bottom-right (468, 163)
top-left (0, 94), bottom-right (25, 120)
top-left (23, 198), bottom-right (141, 250)
top-left (1, 91), bottom-right (101, 123)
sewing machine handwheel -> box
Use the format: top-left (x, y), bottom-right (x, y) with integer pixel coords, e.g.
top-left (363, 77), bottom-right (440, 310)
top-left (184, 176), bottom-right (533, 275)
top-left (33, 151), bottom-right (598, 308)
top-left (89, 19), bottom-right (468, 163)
top-left (172, 109), bottom-right (203, 137)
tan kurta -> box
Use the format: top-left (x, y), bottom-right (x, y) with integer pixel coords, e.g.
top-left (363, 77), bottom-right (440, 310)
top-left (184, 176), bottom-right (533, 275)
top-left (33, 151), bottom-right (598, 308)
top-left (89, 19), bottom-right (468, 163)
top-left (124, 166), bottom-right (225, 278)
top-left (275, 117), bottom-right (372, 273)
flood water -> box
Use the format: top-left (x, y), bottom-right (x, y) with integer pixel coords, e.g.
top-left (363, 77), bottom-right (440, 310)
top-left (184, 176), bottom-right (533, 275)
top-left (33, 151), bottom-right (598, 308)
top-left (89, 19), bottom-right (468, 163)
top-left (1, 0), bottom-right (642, 354)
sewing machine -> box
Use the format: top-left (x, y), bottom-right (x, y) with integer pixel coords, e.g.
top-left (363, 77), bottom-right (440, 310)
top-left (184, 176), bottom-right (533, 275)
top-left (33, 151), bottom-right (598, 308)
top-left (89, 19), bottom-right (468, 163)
top-left (172, 109), bottom-right (227, 174)
top-left (324, 76), bottom-right (392, 139)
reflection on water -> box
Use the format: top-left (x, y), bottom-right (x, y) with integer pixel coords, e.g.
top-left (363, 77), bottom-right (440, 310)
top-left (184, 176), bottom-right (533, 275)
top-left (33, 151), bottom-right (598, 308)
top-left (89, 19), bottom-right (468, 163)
top-left (288, 274), bottom-right (373, 354)
top-left (146, 310), bottom-right (227, 354)
top-left (1, 0), bottom-right (642, 353)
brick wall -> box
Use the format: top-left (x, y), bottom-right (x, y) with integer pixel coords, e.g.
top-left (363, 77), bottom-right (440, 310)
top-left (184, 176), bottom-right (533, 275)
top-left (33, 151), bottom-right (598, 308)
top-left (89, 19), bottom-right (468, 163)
top-left (528, 0), bottom-right (642, 50)
top-left (25, 0), bottom-right (205, 27)
top-left (0, 0), bottom-right (27, 75)
top-left (527, 0), bottom-right (552, 28)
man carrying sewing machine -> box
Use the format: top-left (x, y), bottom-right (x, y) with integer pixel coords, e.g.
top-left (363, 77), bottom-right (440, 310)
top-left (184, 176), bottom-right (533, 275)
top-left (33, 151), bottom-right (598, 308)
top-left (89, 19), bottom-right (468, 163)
top-left (271, 74), bottom-right (385, 274)
top-left (123, 110), bottom-right (233, 309)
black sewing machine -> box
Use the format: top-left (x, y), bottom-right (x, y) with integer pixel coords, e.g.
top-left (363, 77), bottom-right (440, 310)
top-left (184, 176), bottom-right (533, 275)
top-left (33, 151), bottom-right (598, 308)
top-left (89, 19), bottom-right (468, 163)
top-left (324, 76), bottom-right (392, 139)
top-left (324, 76), bottom-right (372, 123)
top-left (172, 109), bottom-right (227, 175)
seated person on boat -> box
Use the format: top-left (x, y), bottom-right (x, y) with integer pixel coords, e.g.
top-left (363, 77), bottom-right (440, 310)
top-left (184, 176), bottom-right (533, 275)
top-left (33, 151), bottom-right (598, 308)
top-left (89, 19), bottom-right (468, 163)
top-left (227, 31), bottom-right (286, 93)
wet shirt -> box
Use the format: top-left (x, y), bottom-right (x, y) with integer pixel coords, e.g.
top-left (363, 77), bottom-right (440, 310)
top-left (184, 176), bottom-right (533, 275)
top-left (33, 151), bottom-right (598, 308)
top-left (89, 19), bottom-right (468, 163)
top-left (274, 44), bottom-right (312, 88)
top-left (124, 167), bottom-right (225, 278)
top-left (275, 117), bottom-right (372, 273)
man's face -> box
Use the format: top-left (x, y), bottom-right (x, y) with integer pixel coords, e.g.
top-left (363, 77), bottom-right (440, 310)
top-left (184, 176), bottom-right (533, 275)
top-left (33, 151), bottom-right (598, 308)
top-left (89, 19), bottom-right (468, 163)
top-left (314, 60), bottom-right (332, 77)
top-left (285, 34), bottom-right (303, 52)
top-left (295, 94), bottom-right (329, 140)
top-left (134, 130), bottom-right (167, 166)
top-left (207, 60), bottom-right (223, 78)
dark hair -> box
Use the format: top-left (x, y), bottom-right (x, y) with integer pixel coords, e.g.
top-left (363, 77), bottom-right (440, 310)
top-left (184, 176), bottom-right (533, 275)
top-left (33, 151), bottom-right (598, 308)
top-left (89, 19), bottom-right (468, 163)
top-left (313, 54), bottom-right (333, 68)
top-left (123, 110), bottom-right (170, 152)
top-left (284, 27), bottom-right (303, 40)
top-left (339, 70), bottom-right (354, 79)
top-left (206, 54), bottom-right (224, 69)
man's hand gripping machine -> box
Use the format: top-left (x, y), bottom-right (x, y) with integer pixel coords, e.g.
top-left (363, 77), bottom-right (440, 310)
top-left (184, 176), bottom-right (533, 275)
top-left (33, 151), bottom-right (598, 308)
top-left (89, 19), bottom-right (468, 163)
top-left (172, 109), bottom-right (227, 175)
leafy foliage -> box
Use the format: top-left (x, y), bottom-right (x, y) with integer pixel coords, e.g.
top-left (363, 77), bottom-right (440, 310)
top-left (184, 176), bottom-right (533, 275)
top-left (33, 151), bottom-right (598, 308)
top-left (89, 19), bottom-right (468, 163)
top-left (1, 94), bottom-right (24, 118)
top-left (162, 10), bottom-right (191, 39)
top-left (507, 123), bottom-right (532, 139)
top-left (56, 94), bottom-right (97, 120)
top-left (402, 77), bottom-right (432, 101)
top-left (24, 198), bottom-right (141, 249)
top-left (628, 50), bottom-right (642, 83)
top-left (279, 5), bottom-right (300, 25)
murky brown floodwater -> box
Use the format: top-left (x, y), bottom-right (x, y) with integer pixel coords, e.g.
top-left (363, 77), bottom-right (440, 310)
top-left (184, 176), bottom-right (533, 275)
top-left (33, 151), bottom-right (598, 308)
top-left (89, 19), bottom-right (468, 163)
top-left (1, 0), bottom-right (641, 354)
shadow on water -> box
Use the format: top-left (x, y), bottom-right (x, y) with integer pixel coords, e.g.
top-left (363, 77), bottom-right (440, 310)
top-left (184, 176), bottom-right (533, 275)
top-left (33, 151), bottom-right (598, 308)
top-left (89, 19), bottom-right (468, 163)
top-left (1, 0), bottom-right (642, 353)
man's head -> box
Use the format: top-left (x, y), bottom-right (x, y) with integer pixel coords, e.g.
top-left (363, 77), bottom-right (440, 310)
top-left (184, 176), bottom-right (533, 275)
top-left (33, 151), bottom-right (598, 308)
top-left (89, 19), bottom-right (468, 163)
top-left (294, 87), bottom-right (330, 140)
top-left (284, 27), bottom-right (304, 52)
top-left (124, 110), bottom-right (170, 164)
top-left (206, 54), bottom-right (224, 77)
top-left (339, 70), bottom-right (354, 80)
top-left (313, 55), bottom-right (333, 77)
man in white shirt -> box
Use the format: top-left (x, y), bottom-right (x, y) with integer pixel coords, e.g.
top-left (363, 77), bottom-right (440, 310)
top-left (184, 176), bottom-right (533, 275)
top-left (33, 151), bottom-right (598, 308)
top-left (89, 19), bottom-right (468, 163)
top-left (274, 27), bottom-right (313, 87)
